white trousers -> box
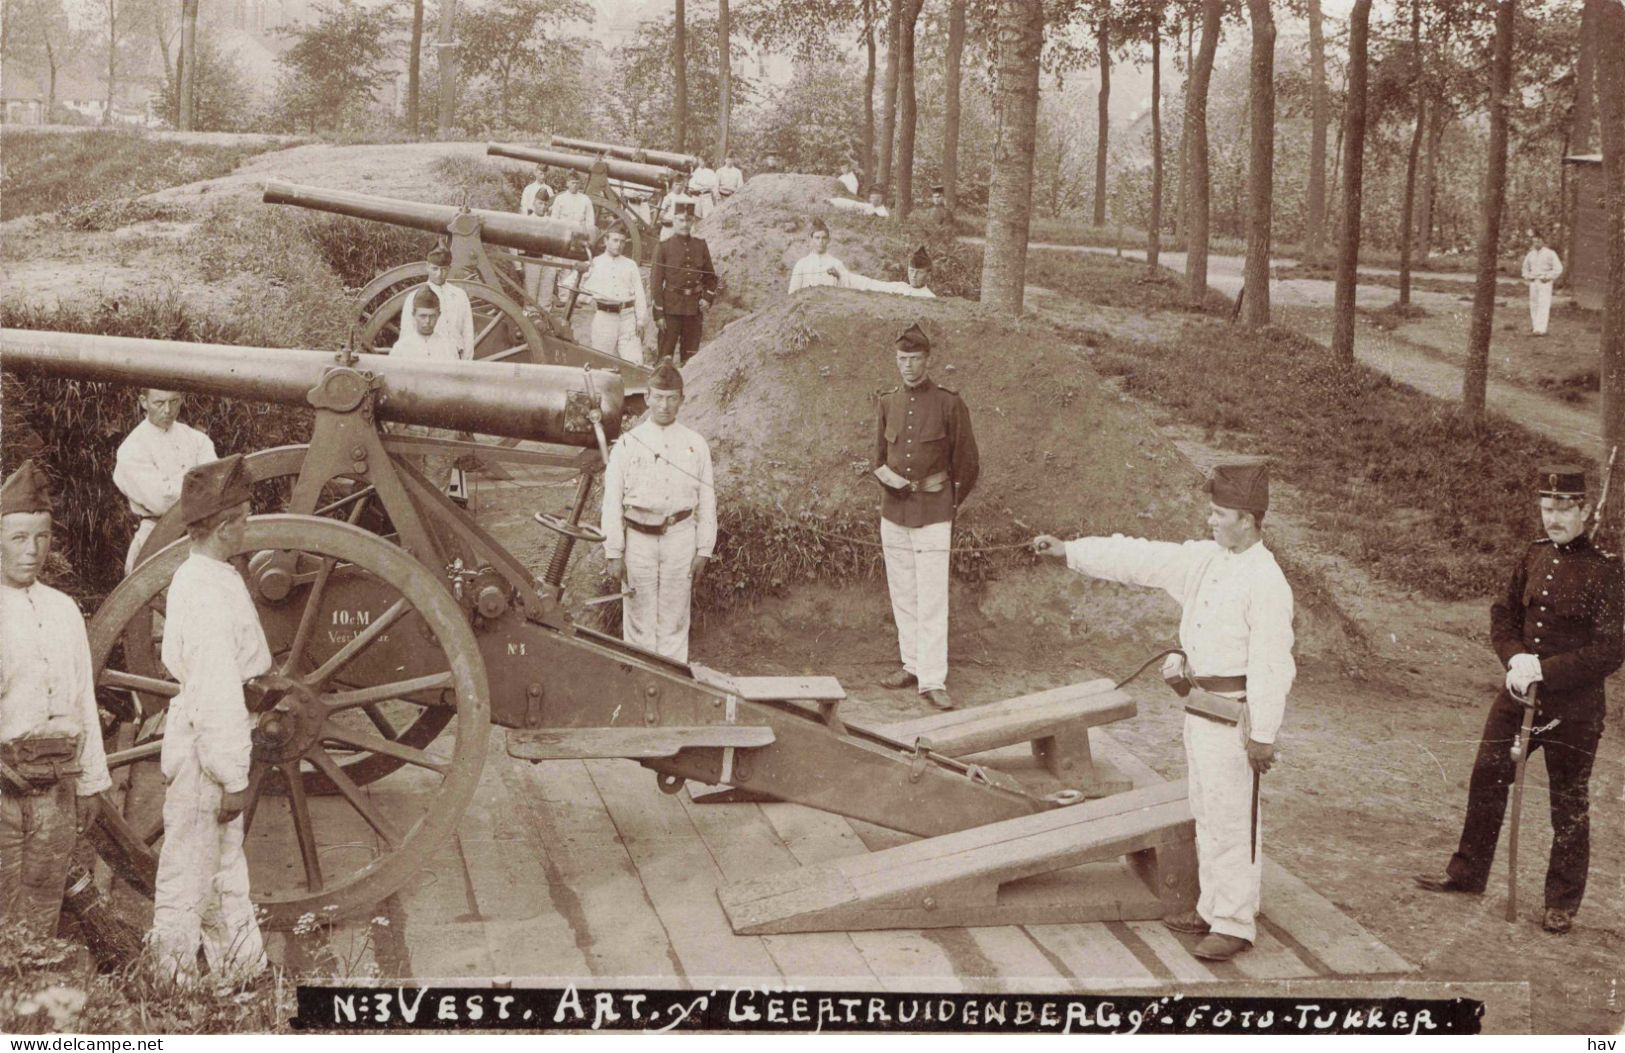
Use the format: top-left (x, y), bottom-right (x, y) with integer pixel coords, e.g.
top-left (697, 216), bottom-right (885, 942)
top-left (524, 261), bottom-right (546, 306)
top-left (1528, 280), bottom-right (1553, 334)
top-left (623, 518), bottom-right (697, 663)
top-left (149, 760), bottom-right (265, 986)
top-left (125, 518), bottom-right (157, 575)
top-left (1184, 712), bottom-right (1262, 942)
top-left (590, 309), bottom-right (643, 364)
top-left (880, 518), bottom-right (951, 693)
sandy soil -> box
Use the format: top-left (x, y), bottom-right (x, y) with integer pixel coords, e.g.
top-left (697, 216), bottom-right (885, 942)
top-left (7, 138), bottom-right (1621, 1033)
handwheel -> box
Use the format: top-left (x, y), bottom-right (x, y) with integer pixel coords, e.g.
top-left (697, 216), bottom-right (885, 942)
top-left (89, 515), bottom-right (491, 928)
top-left (533, 512), bottom-right (606, 545)
top-left (127, 447), bottom-right (453, 792)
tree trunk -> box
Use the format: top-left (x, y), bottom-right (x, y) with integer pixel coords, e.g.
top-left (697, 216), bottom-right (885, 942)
top-left (1305, 0), bottom-right (1328, 265)
top-left (863, 0), bottom-right (877, 192)
top-left (981, 0), bottom-right (1044, 312)
top-left (1567, 0), bottom-right (1602, 288)
top-left (879, 0), bottom-right (902, 196)
top-left (1463, 0), bottom-right (1516, 420)
top-left (1183, 0), bottom-right (1222, 309)
top-left (1147, 14), bottom-right (1162, 275)
top-left (1242, 0), bottom-right (1274, 327)
top-left (178, 0), bottom-right (198, 130)
top-left (1596, 0), bottom-right (1625, 492)
top-left (436, 0), bottom-right (458, 139)
top-left (716, 0), bottom-right (731, 162)
top-left (674, 0), bottom-right (687, 151)
top-left (943, 0), bottom-right (966, 210)
top-left (1331, 0), bottom-right (1372, 363)
top-left (1396, 0), bottom-right (1424, 306)
top-left (1418, 101), bottom-right (1445, 260)
top-left (1093, 19), bottom-right (1110, 227)
top-left (103, 0), bottom-right (116, 125)
top-left (895, 0), bottom-right (923, 218)
top-left (407, 0), bottom-right (423, 136)
top-left (1174, 16), bottom-right (1192, 246)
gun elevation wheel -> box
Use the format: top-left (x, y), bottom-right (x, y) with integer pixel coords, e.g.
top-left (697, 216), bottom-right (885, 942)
top-left (89, 515), bottom-right (491, 928)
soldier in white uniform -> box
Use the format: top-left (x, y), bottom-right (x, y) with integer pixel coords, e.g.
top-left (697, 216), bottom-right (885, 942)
top-left (658, 171), bottom-right (698, 243)
top-left (402, 246), bottom-right (476, 361)
top-left (543, 173), bottom-right (598, 307)
top-left (579, 229), bottom-right (650, 365)
top-left (1031, 459), bottom-right (1295, 962)
top-left (844, 245), bottom-right (937, 299)
top-left (113, 389), bottom-right (218, 574)
top-left (519, 168), bottom-right (555, 305)
top-left (787, 219), bottom-right (850, 293)
top-left (148, 454), bottom-right (269, 987)
top-left (716, 156), bottom-right (744, 201)
top-left (1520, 231), bottom-right (1563, 336)
top-left (600, 361), bottom-right (717, 663)
top-left (390, 286), bottom-right (466, 496)
top-left (0, 461), bottom-right (112, 937)
top-left (688, 158), bottom-right (719, 220)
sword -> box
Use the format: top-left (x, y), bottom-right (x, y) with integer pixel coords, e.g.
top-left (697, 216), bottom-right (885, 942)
top-left (583, 587), bottom-right (636, 607)
top-left (1506, 683), bottom-right (1538, 922)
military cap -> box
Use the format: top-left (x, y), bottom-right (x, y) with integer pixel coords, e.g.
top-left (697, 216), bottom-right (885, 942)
top-left (896, 322), bottom-right (930, 353)
top-left (426, 245), bottom-right (453, 267)
top-left (179, 454), bottom-right (252, 526)
top-left (1537, 465), bottom-right (1587, 499)
top-left (649, 357), bottom-right (684, 393)
top-left (909, 244), bottom-right (932, 270)
top-left (1206, 457), bottom-right (1269, 514)
top-left (0, 460), bottom-right (53, 516)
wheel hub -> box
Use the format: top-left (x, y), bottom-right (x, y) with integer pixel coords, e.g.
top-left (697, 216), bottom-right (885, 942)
top-left (252, 678), bottom-right (325, 765)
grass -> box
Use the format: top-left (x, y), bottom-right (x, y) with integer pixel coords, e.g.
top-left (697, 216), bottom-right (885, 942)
top-left (1080, 316), bottom-right (1587, 599)
top-left (1277, 261), bottom-right (1523, 298)
top-left (0, 128), bottom-right (280, 222)
top-left (1026, 247), bottom-right (1231, 314)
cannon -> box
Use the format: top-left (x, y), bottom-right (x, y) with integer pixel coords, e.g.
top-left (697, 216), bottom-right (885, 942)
top-left (262, 181), bottom-right (652, 401)
top-left (5, 328), bottom-right (1199, 935)
top-left (488, 143), bottom-right (674, 265)
top-left (549, 134), bottom-right (703, 175)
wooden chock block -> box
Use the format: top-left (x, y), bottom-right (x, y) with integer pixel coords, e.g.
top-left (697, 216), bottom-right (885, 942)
top-left (1130, 831), bottom-right (1199, 915)
top-left (1032, 726), bottom-right (1135, 798)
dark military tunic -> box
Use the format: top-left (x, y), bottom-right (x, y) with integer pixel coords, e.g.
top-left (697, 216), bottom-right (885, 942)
top-left (1447, 535), bottom-right (1623, 912)
top-left (874, 378), bottom-right (979, 528)
top-left (649, 233), bottom-right (718, 319)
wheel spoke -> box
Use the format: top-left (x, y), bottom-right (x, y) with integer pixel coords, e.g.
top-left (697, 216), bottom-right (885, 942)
top-left (313, 485), bottom-right (378, 520)
top-left (484, 345), bottom-right (528, 363)
top-left (241, 761), bottom-right (269, 835)
top-left (473, 314), bottom-right (503, 348)
top-left (303, 597), bottom-right (409, 687)
top-left (105, 739), bottom-right (163, 769)
top-left (323, 672), bottom-right (454, 713)
top-left (282, 763), bottom-right (324, 893)
top-left (306, 747), bottom-right (402, 849)
top-left (362, 704), bottom-right (398, 740)
top-left (100, 670), bottom-right (178, 698)
top-left (281, 553), bottom-right (340, 677)
top-left (322, 726), bottom-right (448, 774)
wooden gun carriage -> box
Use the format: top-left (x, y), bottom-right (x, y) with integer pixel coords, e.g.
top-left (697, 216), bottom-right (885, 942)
top-left (3, 329), bottom-right (1197, 935)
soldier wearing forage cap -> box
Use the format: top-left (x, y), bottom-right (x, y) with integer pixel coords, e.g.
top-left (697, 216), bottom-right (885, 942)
top-left (403, 245), bottom-right (476, 361)
top-left (519, 167), bottom-right (556, 306)
top-left (1415, 466), bottom-right (1623, 935)
top-left (787, 219), bottom-right (850, 293)
top-left (875, 324), bottom-right (979, 711)
top-left (148, 454), bottom-right (269, 986)
top-left (1032, 458), bottom-right (1296, 961)
top-left (113, 388), bottom-right (218, 574)
top-left (844, 245), bottom-right (936, 300)
top-left (928, 183), bottom-right (952, 227)
top-left (650, 202), bottom-right (718, 366)
top-left (600, 360), bottom-right (717, 663)
top-left (1, 461), bottom-right (112, 937)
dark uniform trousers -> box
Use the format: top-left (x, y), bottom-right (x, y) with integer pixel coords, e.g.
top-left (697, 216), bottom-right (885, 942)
top-left (650, 233), bottom-right (718, 366)
top-left (1445, 534), bottom-right (1622, 913)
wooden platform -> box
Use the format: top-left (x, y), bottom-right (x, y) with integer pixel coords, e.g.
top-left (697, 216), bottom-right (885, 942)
top-left (265, 728), bottom-right (1412, 991)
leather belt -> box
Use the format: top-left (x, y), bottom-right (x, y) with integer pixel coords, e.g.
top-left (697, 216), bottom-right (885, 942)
top-left (595, 300), bottom-right (633, 313)
top-left (1194, 674), bottom-right (1247, 693)
top-left (625, 509), bottom-right (694, 536)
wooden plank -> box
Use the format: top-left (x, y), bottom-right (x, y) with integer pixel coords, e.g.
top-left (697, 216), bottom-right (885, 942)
top-left (506, 724), bottom-right (773, 761)
top-left (1125, 921), bottom-right (1220, 984)
top-left (1261, 858), bottom-right (1414, 975)
top-left (1228, 924), bottom-right (1318, 981)
top-left (504, 759), bottom-right (682, 980)
top-left (458, 837), bottom-right (593, 979)
top-left (688, 667), bottom-right (845, 701)
top-left (1024, 921), bottom-right (1159, 990)
top-left (882, 679), bottom-right (1134, 755)
top-left (585, 758), bottom-right (784, 986)
top-left (675, 792), bottom-right (882, 988)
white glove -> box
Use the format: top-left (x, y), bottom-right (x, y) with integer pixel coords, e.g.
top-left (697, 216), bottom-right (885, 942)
top-left (1506, 653), bottom-right (1543, 696)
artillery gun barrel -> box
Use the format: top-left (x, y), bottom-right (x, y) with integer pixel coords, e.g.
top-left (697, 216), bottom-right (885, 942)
top-left (2, 329), bottom-right (624, 446)
top-left (262, 180), bottom-right (594, 261)
top-left (548, 135), bottom-right (702, 173)
top-left (486, 143), bottom-right (675, 190)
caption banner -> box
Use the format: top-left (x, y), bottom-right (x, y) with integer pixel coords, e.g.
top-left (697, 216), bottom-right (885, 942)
top-left (294, 986), bottom-right (1484, 1034)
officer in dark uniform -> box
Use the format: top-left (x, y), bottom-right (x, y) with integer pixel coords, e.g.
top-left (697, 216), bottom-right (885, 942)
top-left (874, 323), bottom-right (979, 710)
top-left (650, 201), bottom-right (718, 366)
top-left (928, 183), bottom-right (952, 226)
top-left (1415, 465), bottom-right (1623, 934)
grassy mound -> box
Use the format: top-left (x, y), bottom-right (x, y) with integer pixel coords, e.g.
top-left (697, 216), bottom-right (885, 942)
top-left (682, 289), bottom-right (1207, 608)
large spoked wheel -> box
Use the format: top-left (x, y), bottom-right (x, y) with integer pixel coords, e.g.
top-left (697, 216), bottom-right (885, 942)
top-left (90, 515), bottom-right (491, 928)
top-left (128, 447), bottom-right (454, 792)
top-left (357, 275), bottom-right (543, 366)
